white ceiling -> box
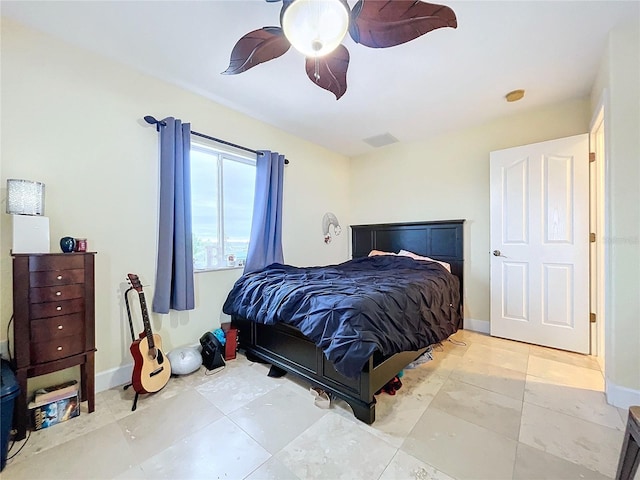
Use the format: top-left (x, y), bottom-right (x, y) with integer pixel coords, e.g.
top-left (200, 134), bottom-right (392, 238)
top-left (2, 1), bottom-right (638, 157)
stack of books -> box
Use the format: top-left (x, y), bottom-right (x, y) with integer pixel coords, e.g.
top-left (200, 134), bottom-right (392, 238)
top-left (28, 380), bottom-right (80, 430)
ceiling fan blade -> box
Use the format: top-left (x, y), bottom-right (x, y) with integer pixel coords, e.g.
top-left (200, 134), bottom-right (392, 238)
top-left (222, 27), bottom-right (291, 75)
top-left (304, 45), bottom-right (350, 100)
top-left (349, 0), bottom-right (457, 48)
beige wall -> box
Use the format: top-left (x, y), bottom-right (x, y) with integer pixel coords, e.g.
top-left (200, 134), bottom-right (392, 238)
top-left (0, 19), bottom-right (351, 390)
top-left (349, 98), bottom-right (591, 326)
top-left (591, 20), bottom-right (640, 394)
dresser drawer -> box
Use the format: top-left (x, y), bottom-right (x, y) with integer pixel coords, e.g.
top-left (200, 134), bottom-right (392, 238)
top-left (31, 298), bottom-right (84, 319)
top-left (29, 255), bottom-right (84, 272)
top-left (31, 314), bottom-right (84, 344)
top-left (30, 284), bottom-right (84, 303)
top-left (30, 335), bottom-right (85, 364)
top-left (30, 269), bottom-right (84, 287)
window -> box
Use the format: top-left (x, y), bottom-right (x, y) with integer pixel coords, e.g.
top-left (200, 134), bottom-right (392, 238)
top-left (190, 141), bottom-right (256, 271)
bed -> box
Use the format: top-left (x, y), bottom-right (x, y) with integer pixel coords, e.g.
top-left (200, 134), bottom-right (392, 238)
top-left (227, 220), bottom-right (464, 424)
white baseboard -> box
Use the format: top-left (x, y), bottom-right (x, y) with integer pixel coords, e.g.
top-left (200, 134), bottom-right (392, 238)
top-left (95, 364), bottom-right (133, 393)
top-left (605, 378), bottom-right (640, 410)
top-left (464, 318), bottom-right (490, 334)
top-left (94, 345), bottom-right (200, 393)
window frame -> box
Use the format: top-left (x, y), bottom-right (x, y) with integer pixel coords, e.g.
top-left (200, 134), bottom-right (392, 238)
top-left (190, 140), bottom-right (256, 273)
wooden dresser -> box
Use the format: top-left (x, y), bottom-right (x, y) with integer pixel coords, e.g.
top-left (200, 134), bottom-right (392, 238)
top-left (12, 252), bottom-right (96, 440)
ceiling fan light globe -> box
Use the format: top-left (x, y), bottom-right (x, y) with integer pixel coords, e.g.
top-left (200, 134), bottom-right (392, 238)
top-left (282, 0), bottom-right (349, 58)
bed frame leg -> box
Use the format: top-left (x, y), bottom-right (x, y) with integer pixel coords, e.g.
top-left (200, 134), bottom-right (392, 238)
top-left (347, 398), bottom-right (376, 425)
top-left (245, 351), bottom-right (268, 364)
top-left (267, 365), bottom-right (287, 378)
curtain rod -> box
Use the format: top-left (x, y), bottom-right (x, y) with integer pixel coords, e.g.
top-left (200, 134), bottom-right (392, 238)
top-left (144, 116), bottom-right (289, 164)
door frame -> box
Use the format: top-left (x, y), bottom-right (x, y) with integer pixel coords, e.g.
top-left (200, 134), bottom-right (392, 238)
top-left (589, 90), bottom-right (609, 374)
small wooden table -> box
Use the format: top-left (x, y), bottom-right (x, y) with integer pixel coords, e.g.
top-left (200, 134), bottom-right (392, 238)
top-left (617, 406), bottom-right (640, 480)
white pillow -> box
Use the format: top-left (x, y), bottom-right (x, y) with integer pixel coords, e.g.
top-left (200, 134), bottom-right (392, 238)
top-left (397, 249), bottom-right (451, 273)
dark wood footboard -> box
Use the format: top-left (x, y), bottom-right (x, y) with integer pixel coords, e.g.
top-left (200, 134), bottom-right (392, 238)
top-left (232, 316), bottom-right (427, 424)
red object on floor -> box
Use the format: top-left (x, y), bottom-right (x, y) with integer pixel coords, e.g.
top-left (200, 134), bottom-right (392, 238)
top-left (223, 327), bottom-right (238, 360)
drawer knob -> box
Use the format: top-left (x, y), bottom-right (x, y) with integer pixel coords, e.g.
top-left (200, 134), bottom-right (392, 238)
top-left (57, 346), bottom-right (63, 351)
top-left (57, 325), bottom-right (63, 330)
top-left (55, 291), bottom-right (62, 296)
top-left (56, 306), bottom-right (62, 311)
top-left (57, 275), bottom-right (63, 280)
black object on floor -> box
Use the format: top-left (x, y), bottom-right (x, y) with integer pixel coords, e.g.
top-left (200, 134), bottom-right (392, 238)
top-left (200, 333), bottom-right (226, 371)
top-left (245, 352), bottom-right (268, 364)
top-left (268, 365), bottom-right (287, 378)
top-left (1, 360), bottom-right (20, 471)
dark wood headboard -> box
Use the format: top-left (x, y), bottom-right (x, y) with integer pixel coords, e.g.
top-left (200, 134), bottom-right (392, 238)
top-left (350, 220), bottom-right (465, 324)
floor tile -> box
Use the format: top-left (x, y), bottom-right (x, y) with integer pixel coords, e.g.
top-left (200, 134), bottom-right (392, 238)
top-left (228, 383), bottom-right (327, 454)
top-left (430, 378), bottom-right (523, 440)
top-left (529, 344), bottom-right (601, 370)
top-left (101, 376), bottom-right (187, 421)
top-left (527, 355), bottom-right (605, 391)
top-left (524, 374), bottom-right (625, 430)
top-left (435, 335), bottom-right (470, 357)
top-left (458, 329), bottom-right (531, 355)
top-left (195, 362), bottom-right (284, 414)
top-left (418, 349), bottom-right (463, 379)
top-left (117, 389), bottom-right (223, 463)
top-left (332, 362), bottom-right (448, 447)
top-left (276, 412), bottom-right (397, 479)
top-left (245, 456), bottom-right (301, 480)
top-left (379, 449), bottom-right (455, 480)
top-left (8, 398), bottom-right (117, 462)
top-left (2, 423), bottom-right (136, 480)
top-left (519, 402), bottom-right (624, 478)
top-left (139, 417), bottom-right (270, 480)
top-left (618, 407), bottom-right (630, 424)
top-left (513, 442), bottom-right (611, 479)
top-left (4, 337), bottom-right (623, 480)
top-left (451, 357), bottom-right (527, 400)
top-left (110, 465), bottom-right (148, 480)
top-left (462, 342), bottom-right (529, 373)
top-left (402, 406), bottom-right (518, 480)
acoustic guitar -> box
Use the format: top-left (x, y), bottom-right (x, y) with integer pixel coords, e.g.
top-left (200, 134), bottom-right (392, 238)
top-left (127, 274), bottom-right (171, 394)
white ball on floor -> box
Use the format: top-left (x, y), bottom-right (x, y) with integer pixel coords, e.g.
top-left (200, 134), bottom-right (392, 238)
top-left (167, 347), bottom-right (202, 375)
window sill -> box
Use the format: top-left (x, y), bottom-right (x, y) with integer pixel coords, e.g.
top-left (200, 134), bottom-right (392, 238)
top-left (194, 266), bottom-right (244, 274)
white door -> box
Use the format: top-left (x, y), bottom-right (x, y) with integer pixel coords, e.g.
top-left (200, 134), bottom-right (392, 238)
top-left (490, 134), bottom-right (589, 353)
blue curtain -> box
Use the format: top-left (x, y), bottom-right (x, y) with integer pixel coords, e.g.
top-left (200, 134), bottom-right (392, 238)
top-left (244, 150), bottom-right (285, 274)
top-left (152, 117), bottom-right (195, 313)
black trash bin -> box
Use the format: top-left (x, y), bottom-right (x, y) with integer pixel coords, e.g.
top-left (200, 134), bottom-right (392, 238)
top-left (0, 360), bottom-right (20, 471)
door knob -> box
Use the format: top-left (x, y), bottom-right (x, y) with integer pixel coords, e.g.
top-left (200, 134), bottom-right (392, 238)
top-left (493, 250), bottom-right (506, 257)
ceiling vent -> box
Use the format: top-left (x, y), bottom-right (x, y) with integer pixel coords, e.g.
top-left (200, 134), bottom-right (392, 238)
top-left (363, 133), bottom-right (399, 148)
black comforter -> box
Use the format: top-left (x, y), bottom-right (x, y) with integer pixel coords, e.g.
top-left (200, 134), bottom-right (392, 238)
top-left (222, 255), bottom-right (461, 378)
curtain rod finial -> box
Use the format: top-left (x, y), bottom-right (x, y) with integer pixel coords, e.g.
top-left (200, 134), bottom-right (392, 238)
top-left (144, 115), bottom-right (166, 132)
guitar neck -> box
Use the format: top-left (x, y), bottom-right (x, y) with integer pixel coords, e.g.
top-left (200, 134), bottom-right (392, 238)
top-left (137, 291), bottom-right (155, 350)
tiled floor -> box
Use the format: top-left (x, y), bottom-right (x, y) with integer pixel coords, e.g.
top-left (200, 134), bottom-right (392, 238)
top-left (3, 330), bottom-right (631, 479)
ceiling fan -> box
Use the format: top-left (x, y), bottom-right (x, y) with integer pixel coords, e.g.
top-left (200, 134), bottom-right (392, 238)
top-left (222, 0), bottom-right (457, 100)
